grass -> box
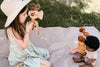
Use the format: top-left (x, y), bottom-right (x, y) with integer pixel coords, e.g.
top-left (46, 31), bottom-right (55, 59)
top-left (0, 0), bottom-right (100, 31)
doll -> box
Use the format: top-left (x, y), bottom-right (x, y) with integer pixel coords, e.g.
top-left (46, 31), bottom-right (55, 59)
top-left (70, 36), bottom-right (86, 54)
top-left (28, 3), bottom-right (43, 35)
top-left (79, 27), bottom-right (90, 38)
top-left (73, 36), bottom-right (100, 67)
top-left (70, 27), bottom-right (90, 54)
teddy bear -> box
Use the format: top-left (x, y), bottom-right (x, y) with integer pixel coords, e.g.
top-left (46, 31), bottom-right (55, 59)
top-left (73, 36), bottom-right (100, 67)
top-left (28, 3), bottom-right (44, 35)
top-left (70, 27), bottom-right (90, 54)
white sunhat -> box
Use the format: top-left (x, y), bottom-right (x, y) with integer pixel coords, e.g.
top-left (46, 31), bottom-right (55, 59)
top-left (0, 0), bottom-right (31, 27)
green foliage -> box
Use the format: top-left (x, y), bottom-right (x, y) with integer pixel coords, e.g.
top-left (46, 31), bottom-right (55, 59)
top-left (72, 0), bottom-right (88, 9)
top-left (0, 0), bottom-right (6, 29)
top-left (0, 0), bottom-right (100, 31)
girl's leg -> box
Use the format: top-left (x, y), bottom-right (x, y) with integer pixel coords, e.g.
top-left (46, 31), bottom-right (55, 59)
top-left (79, 64), bottom-right (93, 67)
top-left (19, 63), bottom-right (24, 67)
top-left (73, 57), bottom-right (84, 63)
top-left (40, 59), bottom-right (51, 67)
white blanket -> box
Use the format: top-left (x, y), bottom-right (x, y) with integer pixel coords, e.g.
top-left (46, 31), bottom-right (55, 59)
top-left (0, 26), bottom-right (100, 67)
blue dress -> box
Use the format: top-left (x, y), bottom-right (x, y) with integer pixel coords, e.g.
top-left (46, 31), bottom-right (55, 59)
top-left (7, 34), bottom-right (50, 67)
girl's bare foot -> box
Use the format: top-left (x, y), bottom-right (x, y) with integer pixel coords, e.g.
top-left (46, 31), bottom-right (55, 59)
top-left (73, 57), bottom-right (83, 63)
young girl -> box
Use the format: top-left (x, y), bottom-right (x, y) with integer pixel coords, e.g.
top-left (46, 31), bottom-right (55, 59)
top-left (1, 0), bottom-right (50, 67)
top-left (73, 36), bottom-right (100, 67)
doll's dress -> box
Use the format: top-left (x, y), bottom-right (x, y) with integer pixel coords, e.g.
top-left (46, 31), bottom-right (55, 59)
top-left (78, 42), bottom-right (86, 54)
top-left (7, 32), bottom-right (50, 67)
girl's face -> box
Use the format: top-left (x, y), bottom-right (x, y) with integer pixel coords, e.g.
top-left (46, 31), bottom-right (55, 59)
top-left (86, 46), bottom-right (94, 51)
top-left (19, 8), bottom-right (28, 23)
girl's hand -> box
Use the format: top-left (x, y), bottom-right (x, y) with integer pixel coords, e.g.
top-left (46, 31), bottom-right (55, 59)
top-left (86, 59), bottom-right (96, 64)
top-left (81, 52), bottom-right (87, 57)
top-left (26, 22), bottom-right (33, 33)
